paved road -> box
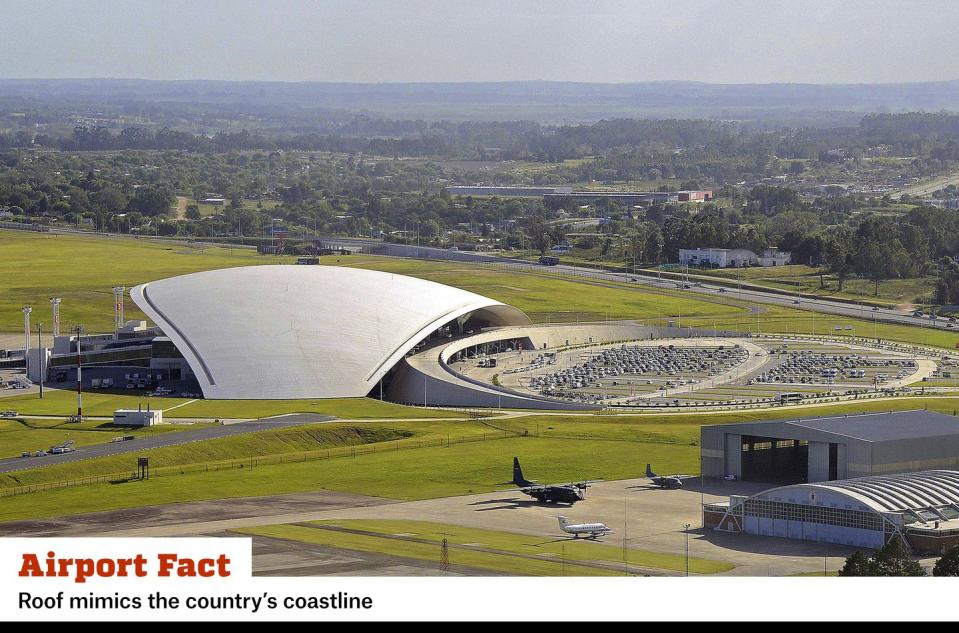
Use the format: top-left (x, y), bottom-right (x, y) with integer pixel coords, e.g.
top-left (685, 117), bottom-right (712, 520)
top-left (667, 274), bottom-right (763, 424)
top-left (487, 259), bottom-right (957, 334)
top-left (0, 413), bottom-right (334, 474)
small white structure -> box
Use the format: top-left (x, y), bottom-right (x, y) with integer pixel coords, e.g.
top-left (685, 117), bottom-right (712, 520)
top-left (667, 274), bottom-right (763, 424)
top-left (758, 248), bottom-right (792, 267)
top-left (680, 247), bottom-right (791, 268)
top-left (113, 409), bottom-right (162, 426)
top-left (679, 248), bottom-right (757, 268)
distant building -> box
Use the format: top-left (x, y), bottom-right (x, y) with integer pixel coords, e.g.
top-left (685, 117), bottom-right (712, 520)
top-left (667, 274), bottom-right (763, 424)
top-left (445, 186), bottom-right (573, 197)
top-left (201, 198), bottom-right (226, 206)
top-left (544, 191), bottom-right (679, 206)
top-left (679, 248), bottom-right (758, 268)
top-left (758, 247), bottom-right (792, 267)
top-left (677, 190), bottom-right (713, 202)
top-left (929, 198), bottom-right (959, 210)
top-left (680, 247), bottom-right (790, 268)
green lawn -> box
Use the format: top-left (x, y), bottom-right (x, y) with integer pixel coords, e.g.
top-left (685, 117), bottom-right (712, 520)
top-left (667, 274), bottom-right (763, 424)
top-left (0, 229), bottom-right (297, 332)
top-left (681, 303), bottom-right (959, 350)
top-left (652, 264), bottom-right (933, 307)
top-left (340, 256), bottom-right (745, 322)
top-left (0, 389), bottom-right (451, 420)
top-left (238, 519), bottom-right (733, 576)
top-left (0, 436), bottom-right (697, 522)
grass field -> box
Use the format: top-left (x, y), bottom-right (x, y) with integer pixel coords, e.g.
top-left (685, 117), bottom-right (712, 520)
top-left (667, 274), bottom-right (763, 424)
top-left (0, 435), bottom-right (697, 521)
top-left (341, 256), bottom-right (745, 322)
top-left (695, 264), bottom-right (933, 307)
top-left (0, 389), bottom-right (451, 420)
top-left (0, 229), bottom-right (297, 332)
top-left (237, 519), bottom-right (733, 576)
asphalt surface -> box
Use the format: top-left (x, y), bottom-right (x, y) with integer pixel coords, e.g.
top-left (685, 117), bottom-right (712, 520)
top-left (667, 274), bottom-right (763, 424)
top-left (491, 259), bottom-right (955, 333)
top-left (0, 413), bottom-right (334, 474)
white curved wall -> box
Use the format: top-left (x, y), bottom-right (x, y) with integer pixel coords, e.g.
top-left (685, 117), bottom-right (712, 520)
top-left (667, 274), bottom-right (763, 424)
top-left (131, 265), bottom-right (530, 399)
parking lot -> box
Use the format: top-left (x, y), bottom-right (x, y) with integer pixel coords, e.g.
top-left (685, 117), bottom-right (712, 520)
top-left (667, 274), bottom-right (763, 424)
top-left (468, 336), bottom-right (939, 408)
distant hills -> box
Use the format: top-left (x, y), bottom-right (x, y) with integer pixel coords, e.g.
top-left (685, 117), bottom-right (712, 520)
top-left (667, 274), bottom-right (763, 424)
top-left (2, 78), bottom-right (958, 124)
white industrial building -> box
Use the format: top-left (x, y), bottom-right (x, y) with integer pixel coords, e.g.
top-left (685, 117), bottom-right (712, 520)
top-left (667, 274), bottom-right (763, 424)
top-left (113, 408), bottom-right (163, 426)
top-left (679, 247), bottom-right (791, 268)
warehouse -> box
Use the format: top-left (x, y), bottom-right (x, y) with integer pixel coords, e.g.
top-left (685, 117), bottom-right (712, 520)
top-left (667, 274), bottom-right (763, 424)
top-left (704, 470), bottom-right (959, 553)
top-left (701, 410), bottom-right (959, 484)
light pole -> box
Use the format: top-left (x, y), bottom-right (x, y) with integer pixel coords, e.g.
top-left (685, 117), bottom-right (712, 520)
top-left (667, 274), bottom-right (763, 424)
top-left (74, 324), bottom-right (86, 420)
top-left (684, 523), bottom-right (691, 576)
top-left (21, 307), bottom-right (32, 379)
top-left (37, 323), bottom-right (43, 399)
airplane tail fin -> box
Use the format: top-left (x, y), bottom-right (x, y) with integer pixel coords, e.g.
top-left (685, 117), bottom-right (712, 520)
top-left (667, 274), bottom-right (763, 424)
top-left (646, 463), bottom-right (655, 478)
top-left (557, 516), bottom-right (569, 528)
top-left (513, 457), bottom-right (532, 487)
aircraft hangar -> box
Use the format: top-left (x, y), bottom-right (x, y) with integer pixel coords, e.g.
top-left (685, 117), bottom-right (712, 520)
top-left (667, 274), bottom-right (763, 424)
top-left (701, 410), bottom-right (959, 485)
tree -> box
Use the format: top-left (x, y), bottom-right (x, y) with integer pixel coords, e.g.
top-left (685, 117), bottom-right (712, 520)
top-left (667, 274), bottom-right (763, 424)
top-left (839, 540), bottom-right (925, 576)
top-left (869, 539), bottom-right (925, 576)
top-left (127, 185), bottom-right (174, 217)
top-left (838, 551), bottom-right (872, 577)
top-left (933, 545), bottom-right (959, 576)
top-left (185, 205), bottom-right (201, 221)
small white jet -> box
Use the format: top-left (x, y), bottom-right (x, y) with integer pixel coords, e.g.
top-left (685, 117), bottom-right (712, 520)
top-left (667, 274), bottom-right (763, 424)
top-left (556, 516), bottom-right (613, 539)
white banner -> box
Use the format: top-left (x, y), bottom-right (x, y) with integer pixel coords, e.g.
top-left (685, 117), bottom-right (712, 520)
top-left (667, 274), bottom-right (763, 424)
top-left (0, 538), bottom-right (954, 621)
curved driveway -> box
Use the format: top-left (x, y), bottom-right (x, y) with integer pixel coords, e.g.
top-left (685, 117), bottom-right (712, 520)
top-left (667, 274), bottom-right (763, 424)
top-left (0, 413), bottom-right (334, 475)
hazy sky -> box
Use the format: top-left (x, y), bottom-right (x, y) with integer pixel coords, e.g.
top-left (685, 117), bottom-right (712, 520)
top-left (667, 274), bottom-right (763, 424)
top-left (3, 0), bottom-right (958, 84)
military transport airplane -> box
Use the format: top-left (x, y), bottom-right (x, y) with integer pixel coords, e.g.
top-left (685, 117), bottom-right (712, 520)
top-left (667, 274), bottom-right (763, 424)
top-left (509, 457), bottom-right (594, 504)
top-left (646, 463), bottom-right (690, 489)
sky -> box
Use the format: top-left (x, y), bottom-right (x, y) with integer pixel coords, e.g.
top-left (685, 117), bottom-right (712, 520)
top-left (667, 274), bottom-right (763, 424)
top-left (2, 0), bottom-right (958, 84)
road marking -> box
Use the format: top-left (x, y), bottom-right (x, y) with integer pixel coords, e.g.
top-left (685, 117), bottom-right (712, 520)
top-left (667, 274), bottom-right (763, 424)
top-left (161, 399), bottom-right (198, 413)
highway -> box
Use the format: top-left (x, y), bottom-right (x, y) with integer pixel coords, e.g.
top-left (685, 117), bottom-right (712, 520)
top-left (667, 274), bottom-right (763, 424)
top-left (483, 259), bottom-right (956, 336)
top-left (0, 413), bottom-right (334, 475)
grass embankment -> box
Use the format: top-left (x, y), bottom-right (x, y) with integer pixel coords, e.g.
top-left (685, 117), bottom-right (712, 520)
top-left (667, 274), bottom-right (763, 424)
top-left (0, 416), bottom-right (209, 459)
top-left (238, 519), bottom-right (733, 576)
top-left (0, 389), bottom-right (451, 420)
top-left (0, 419), bottom-right (463, 490)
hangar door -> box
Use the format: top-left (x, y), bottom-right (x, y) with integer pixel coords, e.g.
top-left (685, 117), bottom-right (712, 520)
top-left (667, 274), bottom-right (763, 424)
top-left (740, 435), bottom-right (808, 484)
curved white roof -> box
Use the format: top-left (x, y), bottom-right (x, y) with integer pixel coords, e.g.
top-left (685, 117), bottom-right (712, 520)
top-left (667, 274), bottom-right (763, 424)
top-left (131, 265), bottom-right (530, 399)
top-left (752, 470), bottom-right (959, 513)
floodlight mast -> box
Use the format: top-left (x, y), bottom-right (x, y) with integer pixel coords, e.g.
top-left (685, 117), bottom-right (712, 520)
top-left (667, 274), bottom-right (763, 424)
top-left (113, 286), bottom-right (125, 333)
top-left (50, 297), bottom-right (61, 337)
top-left (75, 324), bottom-right (84, 420)
top-left (21, 307), bottom-right (32, 377)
